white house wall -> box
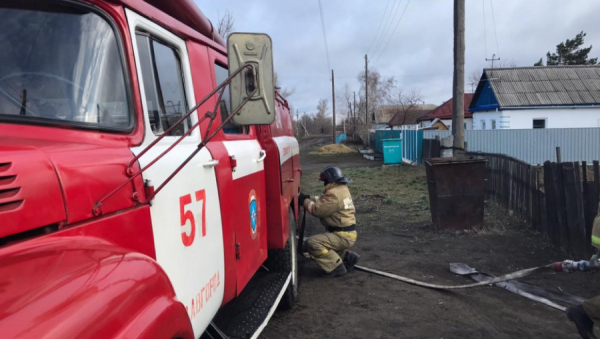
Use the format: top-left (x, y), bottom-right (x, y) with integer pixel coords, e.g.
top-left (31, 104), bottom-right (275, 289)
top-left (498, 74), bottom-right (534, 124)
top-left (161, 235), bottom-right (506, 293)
top-left (473, 111), bottom-right (502, 130)
top-left (444, 118), bottom-right (473, 130)
top-left (474, 107), bottom-right (600, 129)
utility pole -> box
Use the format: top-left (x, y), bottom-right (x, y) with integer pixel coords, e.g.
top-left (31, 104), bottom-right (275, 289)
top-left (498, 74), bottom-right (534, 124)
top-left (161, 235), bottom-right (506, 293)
top-left (365, 54), bottom-right (369, 147)
top-left (353, 91), bottom-right (356, 136)
top-left (303, 112), bottom-right (309, 137)
top-left (347, 101), bottom-right (352, 139)
top-left (331, 69), bottom-right (336, 144)
top-left (486, 53), bottom-right (500, 69)
top-left (451, 0), bottom-right (465, 157)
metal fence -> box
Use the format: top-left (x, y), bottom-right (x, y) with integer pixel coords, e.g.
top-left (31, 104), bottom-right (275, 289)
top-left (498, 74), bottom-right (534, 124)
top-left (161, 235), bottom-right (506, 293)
top-left (372, 130), bottom-right (402, 153)
top-left (423, 128), bottom-right (600, 165)
top-left (401, 125), bottom-right (423, 164)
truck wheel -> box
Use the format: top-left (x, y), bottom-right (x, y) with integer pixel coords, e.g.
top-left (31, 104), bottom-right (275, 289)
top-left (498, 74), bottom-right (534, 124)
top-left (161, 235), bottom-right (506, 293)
top-left (264, 207), bottom-right (298, 310)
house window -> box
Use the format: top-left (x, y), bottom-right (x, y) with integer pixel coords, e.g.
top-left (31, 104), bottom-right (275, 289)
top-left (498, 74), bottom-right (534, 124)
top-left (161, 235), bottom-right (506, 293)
top-left (481, 120), bottom-right (486, 130)
top-left (136, 33), bottom-right (190, 136)
top-left (533, 119), bottom-right (546, 129)
top-left (491, 120), bottom-right (496, 129)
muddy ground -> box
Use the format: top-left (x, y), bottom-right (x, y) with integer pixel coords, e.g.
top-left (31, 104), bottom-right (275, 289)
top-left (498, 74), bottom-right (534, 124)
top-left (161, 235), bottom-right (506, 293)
top-left (262, 136), bottom-right (600, 339)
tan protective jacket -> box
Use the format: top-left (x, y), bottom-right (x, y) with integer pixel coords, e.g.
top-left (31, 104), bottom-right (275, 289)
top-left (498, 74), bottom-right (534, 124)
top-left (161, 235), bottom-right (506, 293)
top-left (304, 183), bottom-right (356, 228)
top-left (592, 202), bottom-right (600, 248)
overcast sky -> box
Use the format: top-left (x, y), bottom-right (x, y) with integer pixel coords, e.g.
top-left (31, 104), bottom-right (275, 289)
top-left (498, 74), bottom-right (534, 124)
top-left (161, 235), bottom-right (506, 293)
top-left (197, 0), bottom-right (600, 114)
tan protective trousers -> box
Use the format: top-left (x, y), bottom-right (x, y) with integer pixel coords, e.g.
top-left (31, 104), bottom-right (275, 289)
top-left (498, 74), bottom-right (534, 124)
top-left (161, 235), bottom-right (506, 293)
top-left (584, 296), bottom-right (600, 322)
top-left (306, 231), bottom-right (356, 273)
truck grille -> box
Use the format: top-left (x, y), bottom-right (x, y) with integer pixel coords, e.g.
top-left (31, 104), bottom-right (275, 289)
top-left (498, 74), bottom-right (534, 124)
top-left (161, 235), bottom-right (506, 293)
top-left (0, 163), bottom-right (22, 213)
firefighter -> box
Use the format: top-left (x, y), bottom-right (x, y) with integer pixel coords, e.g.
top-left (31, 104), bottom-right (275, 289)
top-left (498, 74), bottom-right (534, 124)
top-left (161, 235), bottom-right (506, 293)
top-left (567, 204), bottom-right (600, 339)
top-left (298, 166), bottom-right (360, 278)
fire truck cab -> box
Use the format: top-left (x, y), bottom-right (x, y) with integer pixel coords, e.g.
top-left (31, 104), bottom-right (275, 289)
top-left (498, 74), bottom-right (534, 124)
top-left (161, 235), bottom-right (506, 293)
top-left (0, 0), bottom-right (300, 338)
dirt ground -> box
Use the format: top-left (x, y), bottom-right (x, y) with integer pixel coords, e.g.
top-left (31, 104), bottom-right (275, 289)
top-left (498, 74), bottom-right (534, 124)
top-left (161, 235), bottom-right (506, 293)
top-left (261, 136), bottom-right (600, 339)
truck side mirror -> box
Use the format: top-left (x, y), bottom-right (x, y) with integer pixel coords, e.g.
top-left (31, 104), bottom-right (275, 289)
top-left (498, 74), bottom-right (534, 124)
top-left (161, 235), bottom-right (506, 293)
top-left (227, 33), bottom-right (275, 125)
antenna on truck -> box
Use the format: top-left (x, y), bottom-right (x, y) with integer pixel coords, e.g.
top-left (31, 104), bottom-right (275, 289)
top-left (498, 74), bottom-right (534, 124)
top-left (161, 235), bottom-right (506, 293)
top-left (93, 63), bottom-right (258, 216)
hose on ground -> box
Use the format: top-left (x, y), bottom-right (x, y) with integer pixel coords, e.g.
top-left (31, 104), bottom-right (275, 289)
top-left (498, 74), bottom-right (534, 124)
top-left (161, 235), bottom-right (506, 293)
top-left (354, 264), bottom-right (555, 290)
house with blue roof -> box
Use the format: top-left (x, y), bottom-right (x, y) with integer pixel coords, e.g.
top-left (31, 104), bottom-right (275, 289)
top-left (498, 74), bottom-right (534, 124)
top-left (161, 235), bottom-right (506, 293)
top-left (469, 66), bottom-right (600, 129)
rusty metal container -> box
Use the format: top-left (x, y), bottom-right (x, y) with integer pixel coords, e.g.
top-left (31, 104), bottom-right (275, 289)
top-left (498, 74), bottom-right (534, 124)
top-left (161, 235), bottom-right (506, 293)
top-left (425, 157), bottom-right (487, 230)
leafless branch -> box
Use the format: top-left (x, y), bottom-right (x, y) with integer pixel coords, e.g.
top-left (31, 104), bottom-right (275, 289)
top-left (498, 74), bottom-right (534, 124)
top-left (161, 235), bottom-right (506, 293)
top-left (217, 10), bottom-right (235, 39)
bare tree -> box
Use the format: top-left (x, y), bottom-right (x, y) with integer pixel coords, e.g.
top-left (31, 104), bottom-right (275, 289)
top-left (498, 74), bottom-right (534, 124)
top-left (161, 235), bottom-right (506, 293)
top-left (274, 72), bottom-right (295, 99)
top-left (337, 83), bottom-right (354, 133)
top-left (467, 71), bottom-right (481, 93)
top-left (316, 98), bottom-right (328, 116)
top-left (299, 113), bottom-right (311, 137)
top-left (388, 87), bottom-right (424, 126)
top-left (357, 68), bottom-right (395, 117)
top-left (315, 99), bottom-right (332, 135)
top-left (217, 10), bottom-right (235, 40)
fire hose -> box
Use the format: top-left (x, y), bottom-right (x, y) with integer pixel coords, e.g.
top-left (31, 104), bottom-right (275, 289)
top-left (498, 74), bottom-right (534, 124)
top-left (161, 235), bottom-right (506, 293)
top-left (296, 206), bottom-right (598, 308)
top-left (354, 258), bottom-right (600, 290)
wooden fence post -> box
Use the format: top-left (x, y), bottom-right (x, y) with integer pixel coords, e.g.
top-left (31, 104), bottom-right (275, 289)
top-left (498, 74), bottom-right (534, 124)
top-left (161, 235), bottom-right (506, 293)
top-left (544, 161), bottom-right (560, 247)
top-left (476, 153), bottom-right (598, 256)
top-left (571, 162), bottom-right (587, 257)
top-left (594, 161), bottom-right (600, 195)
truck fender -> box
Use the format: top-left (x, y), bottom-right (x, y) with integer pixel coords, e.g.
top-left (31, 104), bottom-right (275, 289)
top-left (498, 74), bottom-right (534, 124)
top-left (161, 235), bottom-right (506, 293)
top-left (0, 236), bottom-right (193, 339)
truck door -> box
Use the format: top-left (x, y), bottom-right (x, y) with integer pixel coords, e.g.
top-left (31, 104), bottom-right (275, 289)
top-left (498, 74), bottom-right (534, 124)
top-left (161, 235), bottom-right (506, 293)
top-left (126, 10), bottom-right (224, 336)
top-left (205, 54), bottom-right (268, 293)
top-left (272, 99), bottom-right (297, 194)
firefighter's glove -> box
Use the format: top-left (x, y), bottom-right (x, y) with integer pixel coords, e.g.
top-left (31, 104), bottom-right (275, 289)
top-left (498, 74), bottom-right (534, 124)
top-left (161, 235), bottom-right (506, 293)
top-left (298, 192), bottom-right (310, 206)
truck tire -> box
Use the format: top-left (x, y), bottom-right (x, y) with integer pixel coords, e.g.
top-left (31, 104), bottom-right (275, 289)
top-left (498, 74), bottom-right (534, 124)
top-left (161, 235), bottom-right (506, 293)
top-left (264, 207), bottom-right (298, 310)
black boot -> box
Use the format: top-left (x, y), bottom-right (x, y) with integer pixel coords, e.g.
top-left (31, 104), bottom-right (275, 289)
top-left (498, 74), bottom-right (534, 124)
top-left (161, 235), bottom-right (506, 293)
top-left (344, 251), bottom-right (361, 271)
top-left (566, 304), bottom-right (598, 339)
top-left (324, 264), bottom-right (347, 278)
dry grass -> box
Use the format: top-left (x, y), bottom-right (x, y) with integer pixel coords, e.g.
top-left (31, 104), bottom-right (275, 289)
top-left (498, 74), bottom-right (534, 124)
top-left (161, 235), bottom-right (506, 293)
top-left (300, 161), bottom-right (528, 236)
top-left (309, 143), bottom-right (356, 155)
top-left (301, 165), bottom-right (431, 234)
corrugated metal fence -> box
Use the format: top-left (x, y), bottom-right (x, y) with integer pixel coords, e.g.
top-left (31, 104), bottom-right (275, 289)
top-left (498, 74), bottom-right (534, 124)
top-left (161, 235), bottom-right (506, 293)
top-left (423, 128), bottom-right (600, 164)
top-left (372, 130), bottom-right (402, 153)
top-left (401, 126), bottom-right (423, 164)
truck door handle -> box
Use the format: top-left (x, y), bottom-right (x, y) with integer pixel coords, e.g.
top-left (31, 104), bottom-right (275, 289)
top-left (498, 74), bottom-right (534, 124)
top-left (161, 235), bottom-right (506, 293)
top-left (203, 159), bottom-right (219, 168)
top-left (256, 150), bottom-right (266, 163)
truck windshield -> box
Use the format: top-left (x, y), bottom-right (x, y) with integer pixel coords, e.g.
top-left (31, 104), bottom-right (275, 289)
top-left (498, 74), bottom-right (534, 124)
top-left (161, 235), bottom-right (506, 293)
top-left (0, 2), bottom-right (130, 130)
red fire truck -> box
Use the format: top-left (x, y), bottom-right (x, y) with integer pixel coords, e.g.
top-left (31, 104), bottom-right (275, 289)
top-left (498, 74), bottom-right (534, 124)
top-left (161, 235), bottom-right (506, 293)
top-left (0, 0), bottom-right (301, 338)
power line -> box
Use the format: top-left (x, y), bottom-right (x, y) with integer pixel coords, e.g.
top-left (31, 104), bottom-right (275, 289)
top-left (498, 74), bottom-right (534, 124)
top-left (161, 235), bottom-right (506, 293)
top-left (370, 0), bottom-right (403, 64)
top-left (318, 0), bottom-right (331, 73)
top-left (490, 0), bottom-right (501, 58)
top-left (482, 0), bottom-right (488, 59)
top-left (373, 0), bottom-right (411, 66)
top-left (366, 0), bottom-right (393, 56)
top-left (279, 72), bottom-right (452, 80)
top-left (373, 0), bottom-right (409, 65)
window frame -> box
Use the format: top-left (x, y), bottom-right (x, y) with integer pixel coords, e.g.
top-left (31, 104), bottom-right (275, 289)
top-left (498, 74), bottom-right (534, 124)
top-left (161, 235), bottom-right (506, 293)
top-left (533, 118), bottom-right (546, 129)
top-left (214, 62), bottom-right (249, 135)
top-left (127, 9), bottom-right (199, 144)
top-left (0, 0), bottom-right (135, 133)
top-left (211, 52), bottom-right (256, 140)
top-left (491, 119), bottom-right (496, 130)
top-left (481, 120), bottom-right (486, 130)
top-left (135, 31), bottom-right (191, 136)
